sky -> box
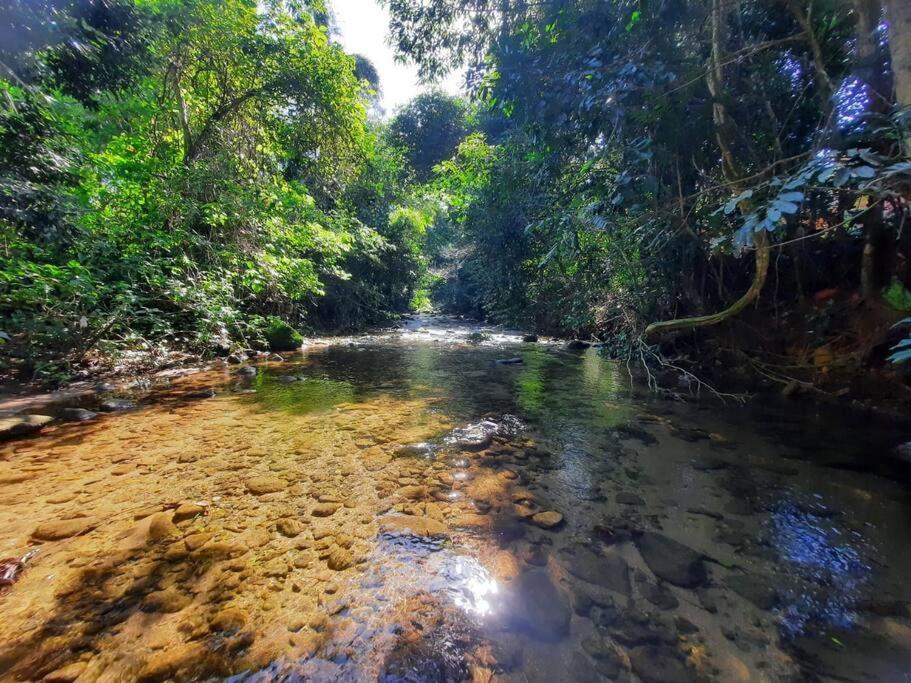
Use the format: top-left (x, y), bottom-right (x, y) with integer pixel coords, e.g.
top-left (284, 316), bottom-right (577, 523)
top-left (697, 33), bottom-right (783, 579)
top-left (331, 0), bottom-right (463, 116)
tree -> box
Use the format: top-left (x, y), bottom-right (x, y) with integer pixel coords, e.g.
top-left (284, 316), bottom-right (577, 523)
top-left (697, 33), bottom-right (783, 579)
top-left (388, 91), bottom-right (469, 181)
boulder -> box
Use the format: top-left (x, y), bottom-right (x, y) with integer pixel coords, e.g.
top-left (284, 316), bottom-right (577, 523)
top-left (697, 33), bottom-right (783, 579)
top-left (0, 414), bottom-right (54, 439)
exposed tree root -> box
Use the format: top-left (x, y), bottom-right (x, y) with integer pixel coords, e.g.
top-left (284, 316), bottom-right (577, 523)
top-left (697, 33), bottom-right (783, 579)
top-left (644, 231), bottom-right (770, 339)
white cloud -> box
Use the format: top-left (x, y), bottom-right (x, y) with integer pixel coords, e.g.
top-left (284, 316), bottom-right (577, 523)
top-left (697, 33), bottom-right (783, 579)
top-left (330, 0), bottom-right (463, 116)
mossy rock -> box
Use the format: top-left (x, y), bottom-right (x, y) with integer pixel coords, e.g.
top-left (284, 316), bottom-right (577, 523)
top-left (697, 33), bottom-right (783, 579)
top-left (264, 319), bottom-right (303, 352)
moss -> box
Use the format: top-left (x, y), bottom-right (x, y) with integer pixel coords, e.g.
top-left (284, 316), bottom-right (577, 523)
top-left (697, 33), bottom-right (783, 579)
top-left (264, 317), bottom-right (303, 351)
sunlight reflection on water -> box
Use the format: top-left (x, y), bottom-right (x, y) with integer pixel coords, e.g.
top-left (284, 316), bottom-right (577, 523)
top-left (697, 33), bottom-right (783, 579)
top-left (768, 499), bottom-right (872, 638)
top-left (438, 555), bottom-right (500, 618)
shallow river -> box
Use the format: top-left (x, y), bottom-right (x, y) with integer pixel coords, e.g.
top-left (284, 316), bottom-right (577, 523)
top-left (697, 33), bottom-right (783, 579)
top-left (1, 317), bottom-right (910, 682)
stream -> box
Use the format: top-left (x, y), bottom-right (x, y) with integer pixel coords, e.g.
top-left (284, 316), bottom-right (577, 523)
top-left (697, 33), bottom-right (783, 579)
top-left (1, 316), bottom-right (910, 682)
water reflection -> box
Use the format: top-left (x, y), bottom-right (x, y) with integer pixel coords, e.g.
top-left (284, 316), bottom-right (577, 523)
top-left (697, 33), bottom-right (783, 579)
top-left (768, 497), bottom-right (873, 638)
top-left (439, 556), bottom-right (500, 618)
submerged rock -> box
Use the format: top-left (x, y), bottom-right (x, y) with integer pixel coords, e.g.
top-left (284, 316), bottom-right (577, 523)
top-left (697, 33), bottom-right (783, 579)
top-left (510, 569), bottom-right (571, 641)
top-left (640, 581), bottom-right (680, 610)
top-left (564, 546), bottom-right (631, 596)
top-left (60, 408), bottom-right (98, 422)
top-left (725, 573), bottom-right (780, 610)
top-left (276, 518), bottom-right (306, 537)
top-left (148, 512), bottom-right (180, 541)
top-left (691, 455), bottom-right (729, 471)
top-left (532, 510), bottom-right (563, 529)
top-left (142, 588), bottom-right (191, 613)
top-left (210, 606), bottom-right (249, 632)
top-left (616, 492), bottom-right (646, 506)
top-left (311, 502), bottom-right (340, 517)
top-left (635, 532), bottom-right (707, 588)
top-left (327, 546), bottom-right (354, 570)
top-left (99, 399), bottom-right (136, 412)
top-left (137, 642), bottom-right (210, 682)
top-left (379, 515), bottom-right (448, 538)
top-left (629, 645), bottom-right (695, 683)
top-left (245, 476), bottom-right (286, 495)
top-left (183, 389), bottom-right (215, 399)
top-left (42, 662), bottom-right (87, 682)
top-left (31, 517), bottom-right (98, 541)
top-left (172, 503), bottom-right (206, 523)
top-left (394, 442), bottom-right (435, 458)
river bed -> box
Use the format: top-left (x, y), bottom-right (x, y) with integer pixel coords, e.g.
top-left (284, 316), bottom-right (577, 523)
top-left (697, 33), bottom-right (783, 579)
top-left (1, 317), bottom-right (910, 682)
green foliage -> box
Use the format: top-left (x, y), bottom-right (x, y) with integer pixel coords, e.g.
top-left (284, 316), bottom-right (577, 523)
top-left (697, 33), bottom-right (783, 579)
top-left (0, 0), bottom-right (420, 382)
top-left (388, 0), bottom-right (911, 345)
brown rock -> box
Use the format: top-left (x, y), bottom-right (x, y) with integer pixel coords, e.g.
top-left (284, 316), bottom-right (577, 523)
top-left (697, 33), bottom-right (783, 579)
top-left (491, 550), bottom-right (520, 581)
top-left (276, 518), bottom-right (305, 537)
top-left (148, 512), bottom-right (179, 541)
top-left (142, 588), bottom-right (191, 613)
top-left (210, 607), bottom-right (249, 632)
top-left (137, 642), bottom-right (209, 682)
top-left (327, 546), bottom-right (354, 570)
top-left (246, 476), bottom-right (287, 495)
top-left (42, 662), bottom-right (87, 682)
top-left (31, 517), bottom-right (98, 541)
top-left (397, 485), bottom-right (427, 500)
top-left (453, 514), bottom-right (493, 529)
top-left (379, 515), bottom-right (449, 538)
top-left (311, 503), bottom-right (340, 517)
top-left (172, 503), bottom-right (206, 523)
top-left (196, 540), bottom-right (248, 559)
top-left (513, 503), bottom-right (537, 519)
top-left (183, 532), bottom-right (212, 551)
top-left (532, 511), bottom-right (564, 529)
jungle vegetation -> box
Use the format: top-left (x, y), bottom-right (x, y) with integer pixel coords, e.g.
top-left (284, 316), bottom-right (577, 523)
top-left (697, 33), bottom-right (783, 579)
top-left (2, 0), bottom-right (911, 392)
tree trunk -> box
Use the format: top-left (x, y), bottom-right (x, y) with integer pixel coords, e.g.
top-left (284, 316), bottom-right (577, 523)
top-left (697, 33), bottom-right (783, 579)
top-left (885, 0), bottom-right (911, 154)
top-left (853, 0), bottom-right (894, 301)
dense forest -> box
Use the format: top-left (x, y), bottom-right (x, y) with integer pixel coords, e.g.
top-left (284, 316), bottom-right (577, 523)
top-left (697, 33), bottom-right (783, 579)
top-left (2, 0), bottom-right (911, 397)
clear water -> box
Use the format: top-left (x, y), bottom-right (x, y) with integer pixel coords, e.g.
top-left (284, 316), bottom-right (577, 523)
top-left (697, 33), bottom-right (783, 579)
top-left (1, 316), bottom-right (910, 682)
